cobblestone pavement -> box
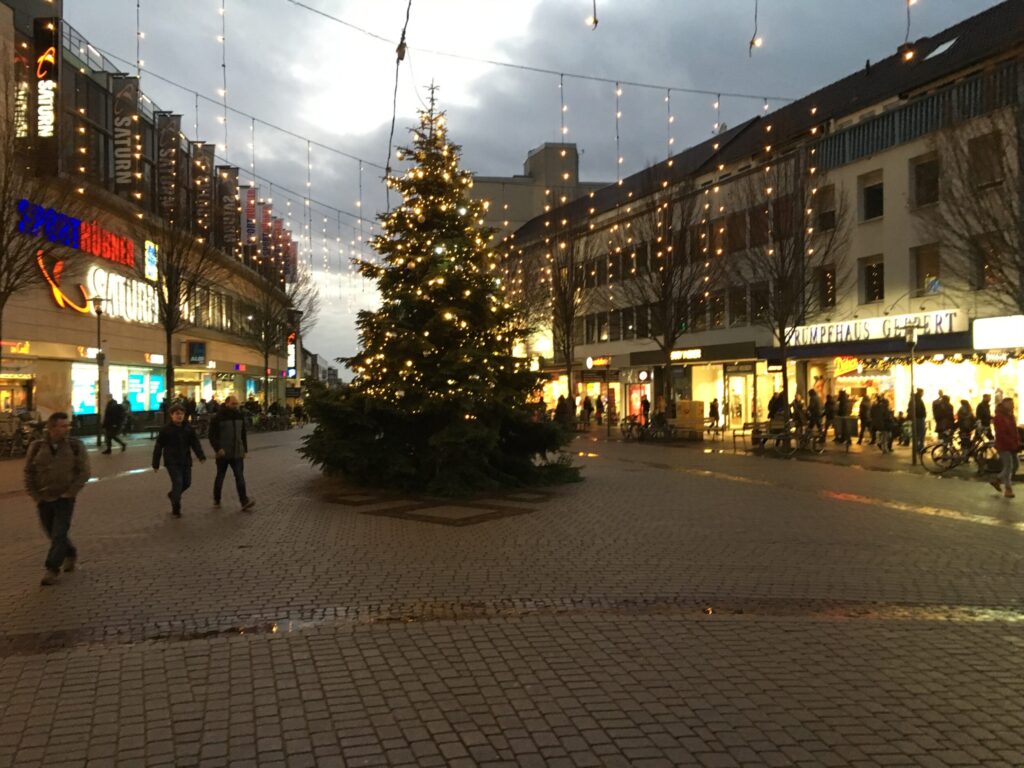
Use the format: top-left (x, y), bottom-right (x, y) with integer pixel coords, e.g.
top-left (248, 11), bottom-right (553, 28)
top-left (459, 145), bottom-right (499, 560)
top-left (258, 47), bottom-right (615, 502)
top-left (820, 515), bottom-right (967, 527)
top-left (1, 428), bottom-right (1023, 766)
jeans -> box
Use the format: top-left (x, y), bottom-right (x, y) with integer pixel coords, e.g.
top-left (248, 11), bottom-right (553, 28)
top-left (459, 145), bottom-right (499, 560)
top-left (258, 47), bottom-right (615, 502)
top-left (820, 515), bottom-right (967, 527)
top-left (104, 428), bottom-right (125, 451)
top-left (166, 464), bottom-right (193, 511)
top-left (1000, 451), bottom-right (1020, 490)
top-left (38, 497), bottom-right (76, 573)
top-left (214, 457), bottom-right (248, 503)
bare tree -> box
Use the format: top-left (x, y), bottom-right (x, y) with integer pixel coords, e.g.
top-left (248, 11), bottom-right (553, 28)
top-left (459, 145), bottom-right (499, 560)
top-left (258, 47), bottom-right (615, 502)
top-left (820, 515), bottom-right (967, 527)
top-left (133, 218), bottom-right (228, 405)
top-left (917, 103), bottom-right (1023, 313)
top-left (500, 242), bottom-right (552, 361)
top-left (238, 267), bottom-right (319, 406)
top-left (731, 149), bottom-right (851, 400)
top-left (0, 71), bottom-right (82, 375)
top-left (604, 186), bottom-right (711, 415)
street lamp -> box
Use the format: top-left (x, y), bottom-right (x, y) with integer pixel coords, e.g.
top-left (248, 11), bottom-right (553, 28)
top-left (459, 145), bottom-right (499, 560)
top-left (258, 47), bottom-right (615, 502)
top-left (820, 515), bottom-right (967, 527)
top-left (93, 296), bottom-right (105, 447)
top-left (903, 323), bottom-right (919, 466)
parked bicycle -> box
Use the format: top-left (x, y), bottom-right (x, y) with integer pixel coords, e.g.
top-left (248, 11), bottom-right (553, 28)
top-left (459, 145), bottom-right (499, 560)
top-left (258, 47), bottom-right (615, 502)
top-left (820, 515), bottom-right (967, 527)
top-left (922, 429), bottom-right (999, 475)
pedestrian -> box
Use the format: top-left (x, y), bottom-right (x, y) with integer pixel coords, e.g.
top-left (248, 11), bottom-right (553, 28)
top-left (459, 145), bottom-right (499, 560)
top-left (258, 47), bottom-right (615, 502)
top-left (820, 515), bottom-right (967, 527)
top-left (990, 397), bottom-right (1020, 499)
top-left (857, 394), bottom-right (873, 445)
top-left (582, 395), bottom-right (593, 428)
top-left (976, 393), bottom-right (993, 438)
top-left (790, 393), bottom-right (806, 432)
top-left (910, 388), bottom-right (927, 454)
top-left (956, 400), bottom-right (975, 444)
top-left (595, 394), bottom-right (605, 425)
top-left (101, 394), bottom-right (126, 454)
top-left (823, 394), bottom-right (836, 439)
top-left (709, 398), bottom-right (720, 426)
top-left (121, 396), bottom-right (133, 435)
top-left (871, 395), bottom-right (892, 453)
top-left (836, 390), bottom-right (851, 444)
top-left (640, 394), bottom-right (651, 426)
top-left (185, 396), bottom-right (198, 424)
top-left (806, 390), bottom-right (822, 433)
top-left (935, 395), bottom-right (955, 437)
top-left (23, 412), bottom-right (91, 586)
top-left (153, 403), bottom-right (207, 518)
top-left (209, 395), bottom-right (255, 511)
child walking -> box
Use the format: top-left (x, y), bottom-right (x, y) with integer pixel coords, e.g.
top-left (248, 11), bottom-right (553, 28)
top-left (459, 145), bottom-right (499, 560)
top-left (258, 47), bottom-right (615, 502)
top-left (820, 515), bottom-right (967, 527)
top-left (153, 403), bottom-right (206, 517)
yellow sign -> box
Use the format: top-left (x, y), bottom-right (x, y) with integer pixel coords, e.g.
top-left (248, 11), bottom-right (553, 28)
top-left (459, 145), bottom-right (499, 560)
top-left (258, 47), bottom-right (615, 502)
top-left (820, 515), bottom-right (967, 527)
top-left (833, 356), bottom-right (859, 377)
top-left (589, 356), bottom-right (611, 367)
top-left (670, 348), bottom-right (702, 361)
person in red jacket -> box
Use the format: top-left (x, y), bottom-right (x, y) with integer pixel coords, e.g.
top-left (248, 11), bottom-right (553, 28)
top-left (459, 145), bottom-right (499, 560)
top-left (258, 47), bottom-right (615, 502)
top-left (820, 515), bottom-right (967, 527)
top-left (991, 398), bottom-right (1021, 499)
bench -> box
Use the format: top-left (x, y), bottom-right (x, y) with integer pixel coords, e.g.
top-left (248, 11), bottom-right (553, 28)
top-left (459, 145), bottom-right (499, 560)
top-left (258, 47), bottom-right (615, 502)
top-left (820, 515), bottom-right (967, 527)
top-left (145, 425), bottom-right (161, 439)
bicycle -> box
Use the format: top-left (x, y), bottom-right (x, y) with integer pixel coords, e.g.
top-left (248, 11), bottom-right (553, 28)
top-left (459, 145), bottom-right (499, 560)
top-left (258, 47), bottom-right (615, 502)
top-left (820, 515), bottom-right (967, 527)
top-left (923, 430), bottom-right (998, 475)
top-left (619, 415), bottom-right (643, 442)
top-left (641, 414), bottom-right (676, 442)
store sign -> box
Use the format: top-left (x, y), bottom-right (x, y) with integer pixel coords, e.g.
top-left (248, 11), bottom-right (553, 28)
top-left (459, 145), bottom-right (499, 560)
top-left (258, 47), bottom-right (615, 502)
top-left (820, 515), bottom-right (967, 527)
top-left (787, 310), bottom-right (965, 347)
top-left (144, 240), bottom-right (159, 281)
top-left (833, 356), bottom-right (860, 377)
top-left (156, 112), bottom-right (182, 222)
top-left (36, 253), bottom-right (91, 314)
top-left (85, 266), bottom-right (159, 325)
top-left (111, 75), bottom-right (140, 195)
top-left (20, 199), bottom-right (138, 268)
top-left (287, 331), bottom-right (297, 369)
top-left (0, 340), bottom-right (30, 355)
top-left (144, 353), bottom-right (165, 365)
top-left (973, 315), bottom-right (1024, 351)
top-left (33, 19), bottom-right (60, 176)
top-left (670, 348), bottom-right (702, 361)
top-left (188, 342), bottom-right (206, 365)
top-left (725, 363), bottom-right (755, 375)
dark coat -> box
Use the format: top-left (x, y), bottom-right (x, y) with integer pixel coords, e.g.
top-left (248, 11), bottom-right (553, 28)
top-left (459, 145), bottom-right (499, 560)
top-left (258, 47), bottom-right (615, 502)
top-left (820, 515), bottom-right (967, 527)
top-left (102, 399), bottom-right (125, 429)
top-left (976, 400), bottom-right (992, 426)
top-left (209, 406), bottom-right (249, 459)
top-left (153, 422), bottom-right (206, 468)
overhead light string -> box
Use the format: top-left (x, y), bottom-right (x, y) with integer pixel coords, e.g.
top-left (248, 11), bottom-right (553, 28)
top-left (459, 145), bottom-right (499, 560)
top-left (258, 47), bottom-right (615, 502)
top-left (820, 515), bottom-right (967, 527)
top-left (586, 0), bottom-right (598, 29)
top-left (384, 0), bottom-right (413, 211)
top-left (194, 91), bottom-right (200, 141)
top-left (749, 0), bottom-right (763, 56)
top-left (306, 139), bottom-right (313, 266)
top-left (665, 89), bottom-right (674, 161)
top-left (615, 82), bottom-right (623, 185)
top-left (218, 0), bottom-right (228, 153)
top-left (135, 0), bottom-right (143, 78)
top-left (713, 93), bottom-right (722, 135)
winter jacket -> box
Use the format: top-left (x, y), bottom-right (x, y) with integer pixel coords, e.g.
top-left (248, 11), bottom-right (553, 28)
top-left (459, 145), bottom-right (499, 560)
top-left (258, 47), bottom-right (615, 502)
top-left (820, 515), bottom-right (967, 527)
top-left (870, 400), bottom-right (891, 431)
top-left (153, 422), bottom-right (206, 469)
top-left (994, 413), bottom-right (1021, 453)
top-left (976, 400), bottom-right (992, 427)
top-left (24, 437), bottom-right (91, 503)
top-left (102, 400), bottom-right (125, 429)
top-left (910, 395), bottom-right (926, 420)
top-left (209, 406), bottom-right (248, 459)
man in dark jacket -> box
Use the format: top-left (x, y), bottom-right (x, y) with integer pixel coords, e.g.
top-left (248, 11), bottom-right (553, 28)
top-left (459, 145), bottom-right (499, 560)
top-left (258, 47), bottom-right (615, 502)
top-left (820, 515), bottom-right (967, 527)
top-left (24, 412), bottom-right (91, 585)
top-left (209, 395), bottom-right (254, 510)
top-left (976, 393), bottom-right (993, 437)
top-left (910, 388), bottom-right (927, 454)
top-left (857, 394), bottom-right (873, 444)
top-left (101, 394), bottom-right (126, 454)
top-left (153, 403), bottom-right (206, 517)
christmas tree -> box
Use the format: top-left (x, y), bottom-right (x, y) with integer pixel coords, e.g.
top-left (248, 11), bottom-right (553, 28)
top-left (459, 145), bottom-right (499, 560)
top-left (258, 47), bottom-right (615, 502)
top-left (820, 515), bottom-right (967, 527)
top-left (302, 99), bottom-right (576, 495)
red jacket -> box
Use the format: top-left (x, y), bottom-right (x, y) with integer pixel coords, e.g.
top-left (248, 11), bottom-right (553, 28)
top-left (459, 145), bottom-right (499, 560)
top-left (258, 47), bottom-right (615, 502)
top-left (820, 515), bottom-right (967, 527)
top-left (994, 413), bottom-right (1021, 453)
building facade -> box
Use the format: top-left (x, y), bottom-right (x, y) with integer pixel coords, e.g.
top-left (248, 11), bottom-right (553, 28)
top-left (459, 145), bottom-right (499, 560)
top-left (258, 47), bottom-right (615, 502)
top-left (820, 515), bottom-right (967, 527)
top-left (506, 1), bottom-right (1024, 426)
top-left (0, 1), bottom-right (301, 424)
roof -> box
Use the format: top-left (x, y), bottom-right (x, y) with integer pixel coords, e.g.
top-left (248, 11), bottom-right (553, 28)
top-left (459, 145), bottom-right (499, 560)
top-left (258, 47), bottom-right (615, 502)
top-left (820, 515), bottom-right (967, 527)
top-left (508, 0), bottom-right (1024, 249)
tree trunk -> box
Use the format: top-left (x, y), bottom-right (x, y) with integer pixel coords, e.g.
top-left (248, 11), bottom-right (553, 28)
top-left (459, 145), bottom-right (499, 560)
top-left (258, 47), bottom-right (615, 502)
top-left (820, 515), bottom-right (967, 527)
top-left (0, 302), bottom-right (5, 381)
top-left (779, 337), bottom-right (789, 406)
top-left (164, 327), bottom-right (175, 424)
top-left (662, 348), bottom-right (675, 419)
top-left (263, 349), bottom-right (270, 409)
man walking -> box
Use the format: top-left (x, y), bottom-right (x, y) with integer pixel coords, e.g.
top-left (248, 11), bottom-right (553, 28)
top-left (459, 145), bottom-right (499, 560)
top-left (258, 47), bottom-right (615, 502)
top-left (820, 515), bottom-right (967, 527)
top-left (209, 395), bottom-right (255, 510)
top-left (101, 394), bottom-right (126, 454)
top-left (976, 393), bottom-right (993, 438)
top-left (910, 388), bottom-right (927, 454)
top-left (24, 412), bottom-right (91, 586)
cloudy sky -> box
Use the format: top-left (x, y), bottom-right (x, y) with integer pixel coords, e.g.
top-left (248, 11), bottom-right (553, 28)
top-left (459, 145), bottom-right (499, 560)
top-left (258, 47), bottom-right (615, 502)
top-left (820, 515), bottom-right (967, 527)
top-left (63, 0), bottom-right (1004, 364)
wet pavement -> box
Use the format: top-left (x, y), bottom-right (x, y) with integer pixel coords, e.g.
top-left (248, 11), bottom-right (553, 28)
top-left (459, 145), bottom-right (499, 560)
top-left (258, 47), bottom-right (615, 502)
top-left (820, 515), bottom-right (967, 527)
top-left (1, 427), bottom-right (1023, 766)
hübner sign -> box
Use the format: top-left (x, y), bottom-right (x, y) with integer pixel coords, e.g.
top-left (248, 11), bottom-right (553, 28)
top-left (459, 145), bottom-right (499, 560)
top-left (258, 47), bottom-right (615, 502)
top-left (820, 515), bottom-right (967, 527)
top-left (787, 310), bottom-right (966, 347)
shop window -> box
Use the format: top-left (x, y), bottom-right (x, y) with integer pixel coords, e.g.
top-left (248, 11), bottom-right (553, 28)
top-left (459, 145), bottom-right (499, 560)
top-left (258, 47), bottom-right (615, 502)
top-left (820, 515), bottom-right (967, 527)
top-left (859, 256), bottom-right (884, 303)
top-left (750, 282), bottom-right (769, 323)
top-left (859, 171), bottom-right (884, 221)
top-left (726, 211), bottom-right (747, 253)
top-left (969, 233), bottom-right (1001, 290)
top-left (912, 244), bottom-right (941, 296)
top-left (710, 293), bottom-right (726, 329)
top-left (816, 265), bottom-right (836, 309)
top-left (597, 312), bottom-right (609, 342)
top-left (621, 306), bottom-right (635, 340)
top-left (608, 310), bottom-right (621, 342)
top-left (911, 155), bottom-right (939, 207)
top-left (969, 132), bottom-right (1003, 188)
top-left (816, 185), bottom-right (836, 231)
top-left (635, 304), bottom-right (650, 338)
top-left (728, 286), bottom-right (748, 326)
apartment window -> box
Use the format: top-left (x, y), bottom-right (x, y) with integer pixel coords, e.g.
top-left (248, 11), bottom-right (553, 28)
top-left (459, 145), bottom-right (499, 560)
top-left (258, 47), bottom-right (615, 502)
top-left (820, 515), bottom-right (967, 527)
top-left (771, 194), bottom-right (798, 239)
top-left (608, 252), bottom-right (622, 283)
top-left (635, 304), bottom-right (650, 338)
top-left (728, 286), bottom-right (748, 326)
top-left (630, 242), bottom-right (648, 274)
top-left (710, 293), bottom-right (726, 329)
top-left (710, 218), bottom-right (725, 255)
top-left (688, 225), bottom-right (705, 259)
top-left (859, 256), bottom-right (885, 303)
top-left (596, 258), bottom-right (608, 286)
top-left (621, 306), bottom-right (635, 340)
top-left (596, 312), bottom-right (609, 342)
top-left (859, 172), bottom-right (884, 221)
top-left (912, 244), bottom-right (941, 296)
top-left (816, 185), bottom-right (836, 231)
top-left (584, 260), bottom-right (596, 289)
top-left (970, 233), bottom-right (1001, 290)
top-left (816, 266), bottom-right (836, 309)
top-left (750, 283), bottom-right (769, 323)
top-left (608, 309), bottom-right (621, 342)
top-left (969, 132), bottom-right (1003, 188)
top-left (585, 314), bottom-right (597, 344)
top-left (572, 317), bottom-right (585, 346)
top-left (911, 155), bottom-right (939, 207)
top-left (726, 211), bottom-right (747, 253)
top-left (748, 205), bottom-right (770, 246)
top-left (689, 295), bottom-right (707, 332)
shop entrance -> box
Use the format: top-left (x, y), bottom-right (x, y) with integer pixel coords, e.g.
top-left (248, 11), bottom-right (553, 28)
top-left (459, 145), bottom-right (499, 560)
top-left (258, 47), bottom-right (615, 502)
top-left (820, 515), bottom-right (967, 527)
top-left (0, 375), bottom-right (32, 413)
top-left (725, 373), bottom-right (751, 428)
